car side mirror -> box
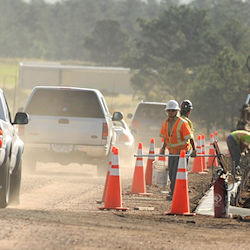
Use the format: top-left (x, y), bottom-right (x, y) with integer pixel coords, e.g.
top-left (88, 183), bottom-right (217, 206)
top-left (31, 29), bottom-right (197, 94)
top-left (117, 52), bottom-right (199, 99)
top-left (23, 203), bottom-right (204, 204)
top-left (13, 112), bottom-right (29, 125)
top-left (127, 113), bottom-right (132, 119)
top-left (112, 111), bottom-right (123, 121)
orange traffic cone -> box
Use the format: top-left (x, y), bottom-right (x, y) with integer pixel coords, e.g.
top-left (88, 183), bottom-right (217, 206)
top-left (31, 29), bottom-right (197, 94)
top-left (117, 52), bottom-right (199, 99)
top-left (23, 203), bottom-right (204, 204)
top-left (165, 150), bottom-right (195, 216)
top-left (101, 147), bottom-right (115, 202)
top-left (99, 147), bottom-right (128, 211)
top-left (214, 131), bottom-right (218, 142)
top-left (201, 134), bottom-right (208, 172)
top-left (131, 143), bottom-right (151, 195)
top-left (145, 138), bottom-right (155, 185)
top-left (191, 135), bottom-right (204, 173)
top-left (207, 133), bottom-right (218, 168)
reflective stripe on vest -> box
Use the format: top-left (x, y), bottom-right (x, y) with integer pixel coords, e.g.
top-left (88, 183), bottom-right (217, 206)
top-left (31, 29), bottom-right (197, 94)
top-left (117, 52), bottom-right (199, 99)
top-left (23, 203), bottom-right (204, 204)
top-left (165, 118), bottom-right (186, 148)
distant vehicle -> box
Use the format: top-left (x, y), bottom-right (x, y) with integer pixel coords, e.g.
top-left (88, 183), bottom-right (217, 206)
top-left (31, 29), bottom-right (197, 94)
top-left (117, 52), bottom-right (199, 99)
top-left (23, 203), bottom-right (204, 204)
top-left (113, 119), bottom-right (134, 158)
top-left (0, 89), bottom-right (28, 208)
top-left (19, 86), bottom-right (123, 175)
top-left (128, 101), bottom-right (166, 147)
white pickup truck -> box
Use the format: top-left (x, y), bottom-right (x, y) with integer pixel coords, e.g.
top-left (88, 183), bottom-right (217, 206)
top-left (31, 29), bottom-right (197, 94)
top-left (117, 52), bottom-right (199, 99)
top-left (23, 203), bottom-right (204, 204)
top-left (20, 86), bottom-right (123, 174)
top-left (0, 89), bottom-right (28, 207)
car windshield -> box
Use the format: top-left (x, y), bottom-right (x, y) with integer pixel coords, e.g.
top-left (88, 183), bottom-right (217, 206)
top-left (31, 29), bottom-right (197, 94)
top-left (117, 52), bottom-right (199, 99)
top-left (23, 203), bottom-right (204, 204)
top-left (25, 89), bottom-right (104, 118)
top-left (134, 103), bottom-right (166, 119)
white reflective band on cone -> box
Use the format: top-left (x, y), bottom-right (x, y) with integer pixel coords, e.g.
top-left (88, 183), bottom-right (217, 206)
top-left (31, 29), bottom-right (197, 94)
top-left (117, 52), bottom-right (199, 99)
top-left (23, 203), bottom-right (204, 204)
top-left (176, 171), bottom-right (187, 180)
top-left (110, 168), bottom-right (120, 176)
top-left (113, 155), bottom-right (119, 166)
top-left (149, 154), bottom-right (155, 160)
top-left (135, 160), bottom-right (143, 167)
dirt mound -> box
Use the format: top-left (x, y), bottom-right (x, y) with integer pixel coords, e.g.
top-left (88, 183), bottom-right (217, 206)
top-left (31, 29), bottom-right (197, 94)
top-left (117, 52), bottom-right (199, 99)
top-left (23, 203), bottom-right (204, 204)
top-left (122, 168), bottom-right (213, 213)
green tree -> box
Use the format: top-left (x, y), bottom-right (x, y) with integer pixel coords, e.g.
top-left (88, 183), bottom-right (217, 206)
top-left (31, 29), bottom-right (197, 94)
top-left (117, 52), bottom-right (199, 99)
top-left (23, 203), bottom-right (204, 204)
top-left (84, 19), bottom-right (129, 65)
top-left (129, 6), bottom-right (220, 71)
top-left (219, 18), bottom-right (248, 53)
top-left (192, 48), bottom-right (249, 131)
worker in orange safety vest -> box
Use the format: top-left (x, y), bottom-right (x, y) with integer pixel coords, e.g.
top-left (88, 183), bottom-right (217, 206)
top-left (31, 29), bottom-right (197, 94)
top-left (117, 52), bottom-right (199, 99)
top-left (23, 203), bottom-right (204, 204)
top-left (160, 100), bottom-right (193, 200)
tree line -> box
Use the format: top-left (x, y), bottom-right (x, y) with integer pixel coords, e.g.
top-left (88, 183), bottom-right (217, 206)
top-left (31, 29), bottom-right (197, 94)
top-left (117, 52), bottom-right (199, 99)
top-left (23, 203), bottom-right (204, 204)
top-left (0, 0), bottom-right (250, 131)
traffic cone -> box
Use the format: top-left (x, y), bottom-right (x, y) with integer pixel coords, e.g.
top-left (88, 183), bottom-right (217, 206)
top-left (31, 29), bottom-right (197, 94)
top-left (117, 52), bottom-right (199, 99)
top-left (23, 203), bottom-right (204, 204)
top-left (99, 147), bottom-right (128, 211)
top-left (131, 143), bottom-right (151, 195)
top-left (201, 134), bottom-right (208, 172)
top-left (145, 138), bottom-right (155, 185)
top-left (191, 135), bottom-right (204, 173)
top-left (165, 150), bottom-right (195, 216)
top-left (214, 131), bottom-right (218, 142)
top-left (207, 133), bottom-right (218, 168)
top-left (101, 147), bottom-right (115, 203)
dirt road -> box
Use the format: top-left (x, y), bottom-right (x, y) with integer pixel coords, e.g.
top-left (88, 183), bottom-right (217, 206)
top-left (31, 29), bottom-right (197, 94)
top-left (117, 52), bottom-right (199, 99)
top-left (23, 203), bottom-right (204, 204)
top-left (0, 160), bottom-right (249, 250)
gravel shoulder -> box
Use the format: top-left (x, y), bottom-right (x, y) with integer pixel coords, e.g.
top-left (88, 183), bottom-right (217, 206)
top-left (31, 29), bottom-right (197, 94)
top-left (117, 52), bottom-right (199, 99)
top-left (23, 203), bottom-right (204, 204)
top-left (0, 154), bottom-right (248, 250)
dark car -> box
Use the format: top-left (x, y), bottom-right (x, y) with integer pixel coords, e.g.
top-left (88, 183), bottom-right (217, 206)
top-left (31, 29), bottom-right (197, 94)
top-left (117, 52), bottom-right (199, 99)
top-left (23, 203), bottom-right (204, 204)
top-left (128, 101), bottom-right (166, 147)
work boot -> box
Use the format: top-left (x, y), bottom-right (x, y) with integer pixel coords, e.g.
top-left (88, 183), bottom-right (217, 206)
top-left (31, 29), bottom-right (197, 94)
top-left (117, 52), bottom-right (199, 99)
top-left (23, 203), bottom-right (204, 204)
top-left (166, 193), bottom-right (172, 201)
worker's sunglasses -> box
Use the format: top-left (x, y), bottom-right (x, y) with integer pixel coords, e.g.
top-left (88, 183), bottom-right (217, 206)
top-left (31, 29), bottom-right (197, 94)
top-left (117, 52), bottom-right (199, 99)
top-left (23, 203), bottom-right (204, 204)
top-left (166, 109), bottom-right (177, 112)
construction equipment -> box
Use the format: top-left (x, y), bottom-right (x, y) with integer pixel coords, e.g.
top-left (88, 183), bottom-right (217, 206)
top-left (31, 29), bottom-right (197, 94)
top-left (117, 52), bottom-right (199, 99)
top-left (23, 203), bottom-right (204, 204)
top-left (213, 141), bottom-right (230, 217)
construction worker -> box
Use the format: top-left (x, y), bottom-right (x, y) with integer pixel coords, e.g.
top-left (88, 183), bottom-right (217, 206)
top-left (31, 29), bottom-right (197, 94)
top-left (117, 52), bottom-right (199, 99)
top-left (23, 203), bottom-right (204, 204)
top-left (226, 130), bottom-right (250, 171)
top-left (180, 100), bottom-right (196, 158)
top-left (160, 100), bottom-right (193, 200)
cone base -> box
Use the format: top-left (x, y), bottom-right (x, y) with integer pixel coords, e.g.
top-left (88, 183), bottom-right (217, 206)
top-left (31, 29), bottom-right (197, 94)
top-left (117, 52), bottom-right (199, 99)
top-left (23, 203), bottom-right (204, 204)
top-left (125, 191), bottom-right (153, 196)
top-left (99, 206), bottom-right (129, 211)
top-left (164, 211), bottom-right (196, 216)
top-left (198, 172), bottom-right (208, 175)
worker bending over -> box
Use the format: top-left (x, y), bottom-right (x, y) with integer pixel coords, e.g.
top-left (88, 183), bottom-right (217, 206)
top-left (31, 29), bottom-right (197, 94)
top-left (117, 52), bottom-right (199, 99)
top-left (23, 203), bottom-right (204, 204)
top-left (226, 130), bottom-right (250, 171)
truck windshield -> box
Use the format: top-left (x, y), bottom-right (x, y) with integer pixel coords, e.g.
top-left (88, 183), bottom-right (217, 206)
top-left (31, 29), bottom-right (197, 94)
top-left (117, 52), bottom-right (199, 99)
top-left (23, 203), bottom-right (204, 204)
top-left (134, 103), bottom-right (166, 119)
top-left (25, 89), bottom-right (105, 118)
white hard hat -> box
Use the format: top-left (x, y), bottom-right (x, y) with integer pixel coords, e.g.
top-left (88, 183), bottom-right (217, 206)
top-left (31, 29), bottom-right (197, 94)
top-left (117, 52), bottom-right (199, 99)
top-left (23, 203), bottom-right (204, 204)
top-left (165, 100), bottom-right (180, 110)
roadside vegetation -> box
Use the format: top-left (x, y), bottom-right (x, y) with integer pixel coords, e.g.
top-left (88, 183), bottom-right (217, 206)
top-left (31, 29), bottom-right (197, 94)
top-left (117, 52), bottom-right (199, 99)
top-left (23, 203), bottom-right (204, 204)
top-left (0, 0), bottom-right (249, 134)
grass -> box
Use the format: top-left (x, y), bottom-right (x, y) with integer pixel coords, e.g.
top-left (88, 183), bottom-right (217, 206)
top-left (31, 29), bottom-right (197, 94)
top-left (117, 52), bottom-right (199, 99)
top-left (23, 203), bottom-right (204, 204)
top-left (105, 94), bottom-right (140, 121)
top-left (0, 62), bottom-right (19, 88)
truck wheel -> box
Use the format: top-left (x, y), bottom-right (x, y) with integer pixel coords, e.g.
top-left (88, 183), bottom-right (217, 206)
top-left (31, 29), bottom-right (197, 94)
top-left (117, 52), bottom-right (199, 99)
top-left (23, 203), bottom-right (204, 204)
top-left (9, 159), bottom-right (22, 205)
top-left (0, 158), bottom-right (11, 208)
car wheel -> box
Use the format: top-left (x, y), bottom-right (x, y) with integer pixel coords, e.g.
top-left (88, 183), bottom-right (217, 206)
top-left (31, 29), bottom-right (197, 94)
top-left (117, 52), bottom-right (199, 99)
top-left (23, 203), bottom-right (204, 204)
top-left (9, 159), bottom-right (22, 205)
top-left (0, 158), bottom-right (11, 208)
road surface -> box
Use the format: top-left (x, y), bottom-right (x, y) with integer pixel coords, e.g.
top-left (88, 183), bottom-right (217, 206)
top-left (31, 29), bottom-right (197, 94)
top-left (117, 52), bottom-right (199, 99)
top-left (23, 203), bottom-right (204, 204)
top-left (0, 160), bottom-right (249, 250)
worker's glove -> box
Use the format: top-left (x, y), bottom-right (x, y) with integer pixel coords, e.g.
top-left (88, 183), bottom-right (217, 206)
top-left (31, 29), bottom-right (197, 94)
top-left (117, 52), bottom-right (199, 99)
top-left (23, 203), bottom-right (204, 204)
top-left (235, 165), bottom-right (241, 175)
top-left (160, 147), bottom-right (165, 155)
top-left (190, 150), bottom-right (197, 158)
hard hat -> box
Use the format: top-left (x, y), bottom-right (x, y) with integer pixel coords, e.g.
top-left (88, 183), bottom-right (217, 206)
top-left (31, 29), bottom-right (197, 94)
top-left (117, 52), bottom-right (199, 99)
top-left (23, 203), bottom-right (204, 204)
top-left (181, 100), bottom-right (193, 111)
top-left (165, 100), bottom-right (180, 110)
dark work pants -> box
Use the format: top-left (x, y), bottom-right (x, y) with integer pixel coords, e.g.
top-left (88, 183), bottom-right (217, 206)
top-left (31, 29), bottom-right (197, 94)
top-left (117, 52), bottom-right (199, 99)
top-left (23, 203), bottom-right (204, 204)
top-left (168, 154), bottom-right (180, 196)
top-left (226, 134), bottom-right (241, 167)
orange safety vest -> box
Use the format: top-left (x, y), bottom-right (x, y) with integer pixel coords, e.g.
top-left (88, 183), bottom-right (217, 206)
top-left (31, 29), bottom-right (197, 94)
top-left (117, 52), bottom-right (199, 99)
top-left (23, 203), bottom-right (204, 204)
top-left (161, 117), bottom-right (192, 154)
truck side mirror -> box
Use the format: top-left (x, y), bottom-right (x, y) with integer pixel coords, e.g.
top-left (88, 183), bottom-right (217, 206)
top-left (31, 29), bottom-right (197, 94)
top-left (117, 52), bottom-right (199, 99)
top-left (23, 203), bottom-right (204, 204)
top-left (112, 111), bottom-right (123, 121)
top-left (13, 112), bottom-right (29, 125)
